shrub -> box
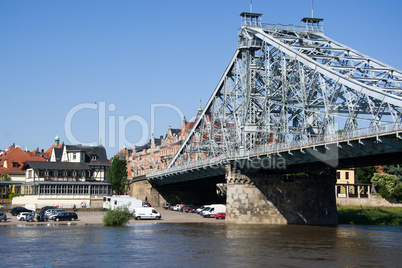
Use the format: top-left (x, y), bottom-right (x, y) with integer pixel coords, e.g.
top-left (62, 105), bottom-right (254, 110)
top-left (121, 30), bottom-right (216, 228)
top-left (371, 173), bottom-right (402, 201)
top-left (102, 206), bottom-right (133, 226)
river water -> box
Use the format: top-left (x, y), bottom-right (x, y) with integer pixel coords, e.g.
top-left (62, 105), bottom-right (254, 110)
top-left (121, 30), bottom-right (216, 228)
top-left (0, 223), bottom-right (400, 267)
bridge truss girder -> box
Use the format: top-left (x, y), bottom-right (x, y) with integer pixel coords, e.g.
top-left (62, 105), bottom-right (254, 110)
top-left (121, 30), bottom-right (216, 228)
top-left (167, 18), bottom-right (402, 169)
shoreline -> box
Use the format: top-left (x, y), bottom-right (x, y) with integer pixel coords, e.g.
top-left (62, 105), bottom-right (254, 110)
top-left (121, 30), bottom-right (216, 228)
top-left (3, 207), bottom-right (401, 226)
top-left (0, 209), bottom-right (225, 227)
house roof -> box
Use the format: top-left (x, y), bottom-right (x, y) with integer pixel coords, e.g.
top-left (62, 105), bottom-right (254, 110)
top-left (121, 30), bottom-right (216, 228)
top-left (43, 143), bottom-right (63, 159)
top-left (0, 146), bottom-right (46, 177)
top-left (50, 144), bottom-right (109, 166)
top-left (23, 161), bottom-right (91, 171)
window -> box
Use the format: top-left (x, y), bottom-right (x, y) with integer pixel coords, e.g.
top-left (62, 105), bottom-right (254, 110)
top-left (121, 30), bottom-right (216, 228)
top-left (73, 153), bottom-right (76, 160)
top-left (337, 172), bottom-right (340, 181)
top-left (345, 172), bottom-right (349, 180)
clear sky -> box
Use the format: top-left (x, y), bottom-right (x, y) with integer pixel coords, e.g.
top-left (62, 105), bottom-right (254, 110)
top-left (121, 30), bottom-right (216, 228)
top-left (1, 0), bottom-right (401, 158)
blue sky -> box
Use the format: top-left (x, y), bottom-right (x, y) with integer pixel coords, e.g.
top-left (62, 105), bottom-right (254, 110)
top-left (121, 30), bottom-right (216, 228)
top-left (1, 0), bottom-right (401, 158)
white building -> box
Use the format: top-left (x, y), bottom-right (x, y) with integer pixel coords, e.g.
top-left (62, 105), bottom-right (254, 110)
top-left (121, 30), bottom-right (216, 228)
top-left (16, 144), bottom-right (112, 209)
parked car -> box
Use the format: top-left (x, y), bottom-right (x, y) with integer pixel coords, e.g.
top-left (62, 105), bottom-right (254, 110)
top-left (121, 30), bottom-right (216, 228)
top-left (26, 212), bottom-right (37, 222)
top-left (45, 209), bottom-right (60, 217)
top-left (36, 213), bottom-right (50, 222)
top-left (173, 204), bottom-right (185, 212)
top-left (40, 206), bottom-right (58, 214)
top-left (184, 206), bottom-right (196, 213)
top-left (17, 212), bottom-right (31, 221)
top-left (215, 212), bottom-right (226, 220)
top-left (162, 203), bottom-right (170, 209)
top-left (52, 212), bottom-right (78, 221)
top-left (195, 206), bottom-right (207, 214)
top-left (0, 212), bottom-right (7, 222)
top-left (199, 207), bottom-right (211, 216)
top-left (48, 209), bottom-right (67, 220)
top-left (190, 206), bottom-right (200, 213)
top-left (10, 207), bottom-right (33, 216)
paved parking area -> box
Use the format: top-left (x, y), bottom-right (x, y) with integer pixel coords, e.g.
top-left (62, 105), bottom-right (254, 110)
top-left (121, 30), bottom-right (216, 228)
top-left (0, 209), bottom-right (225, 226)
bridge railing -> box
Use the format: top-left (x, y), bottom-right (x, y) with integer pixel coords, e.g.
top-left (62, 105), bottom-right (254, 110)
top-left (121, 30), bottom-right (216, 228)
top-left (148, 122), bottom-right (402, 178)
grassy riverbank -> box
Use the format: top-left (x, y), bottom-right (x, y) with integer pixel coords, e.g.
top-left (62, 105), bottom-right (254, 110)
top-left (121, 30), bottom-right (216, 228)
top-left (337, 206), bottom-right (402, 225)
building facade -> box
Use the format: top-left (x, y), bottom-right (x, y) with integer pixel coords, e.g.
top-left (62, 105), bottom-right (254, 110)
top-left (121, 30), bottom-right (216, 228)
top-left (14, 144), bottom-right (112, 209)
top-left (125, 116), bottom-right (197, 199)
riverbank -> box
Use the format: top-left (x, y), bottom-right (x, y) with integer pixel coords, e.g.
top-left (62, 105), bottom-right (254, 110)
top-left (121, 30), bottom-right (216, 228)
top-left (338, 206), bottom-right (402, 225)
top-left (0, 209), bottom-right (225, 226)
top-left (3, 207), bottom-right (402, 226)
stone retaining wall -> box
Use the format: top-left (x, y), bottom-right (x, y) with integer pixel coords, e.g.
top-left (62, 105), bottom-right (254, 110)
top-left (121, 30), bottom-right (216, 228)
top-left (337, 195), bottom-right (402, 207)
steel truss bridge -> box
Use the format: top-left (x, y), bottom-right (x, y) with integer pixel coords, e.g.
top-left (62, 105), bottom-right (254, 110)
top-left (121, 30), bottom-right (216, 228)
top-left (148, 12), bottom-right (402, 185)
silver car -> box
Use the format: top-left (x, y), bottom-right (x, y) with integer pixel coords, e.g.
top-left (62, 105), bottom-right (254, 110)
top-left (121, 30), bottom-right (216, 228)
top-left (26, 212), bottom-right (36, 222)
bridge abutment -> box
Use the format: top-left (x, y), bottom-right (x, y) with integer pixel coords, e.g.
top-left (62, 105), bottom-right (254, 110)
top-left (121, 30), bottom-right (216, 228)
top-left (225, 164), bottom-right (338, 225)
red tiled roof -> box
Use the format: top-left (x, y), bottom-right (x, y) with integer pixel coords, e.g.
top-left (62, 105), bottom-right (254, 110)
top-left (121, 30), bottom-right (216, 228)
top-left (0, 146), bottom-right (46, 177)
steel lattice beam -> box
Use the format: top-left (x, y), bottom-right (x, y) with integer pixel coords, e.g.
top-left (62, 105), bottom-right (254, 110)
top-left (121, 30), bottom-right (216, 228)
top-left (163, 13), bottom-right (402, 173)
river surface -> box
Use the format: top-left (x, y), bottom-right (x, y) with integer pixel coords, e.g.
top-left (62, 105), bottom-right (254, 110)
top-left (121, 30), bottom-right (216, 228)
top-left (0, 223), bottom-right (400, 267)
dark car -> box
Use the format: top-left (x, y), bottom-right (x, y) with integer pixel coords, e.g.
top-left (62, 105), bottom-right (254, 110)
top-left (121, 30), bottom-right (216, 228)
top-left (52, 212), bottom-right (78, 221)
top-left (0, 212), bottom-right (7, 222)
top-left (10, 207), bottom-right (33, 216)
top-left (40, 206), bottom-right (58, 214)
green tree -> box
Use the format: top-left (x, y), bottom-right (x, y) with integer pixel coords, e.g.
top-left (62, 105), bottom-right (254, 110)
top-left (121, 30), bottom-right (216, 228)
top-left (371, 173), bottom-right (402, 202)
top-left (382, 164), bottom-right (402, 182)
top-left (108, 154), bottom-right (128, 195)
top-left (1, 174), bottom-right (11, 181)
top-left (355, 166), bottom-right (377, 183)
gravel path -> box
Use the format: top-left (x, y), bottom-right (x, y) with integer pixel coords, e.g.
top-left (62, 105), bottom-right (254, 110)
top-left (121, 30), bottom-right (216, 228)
top-left (0, 209), bottom-right (225, 226)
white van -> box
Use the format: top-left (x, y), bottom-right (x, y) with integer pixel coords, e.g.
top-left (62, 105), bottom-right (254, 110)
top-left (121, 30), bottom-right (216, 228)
top-left (202, 204), bottom-right (226, 218)
top-left (134, 207), bottom-right (161, 220)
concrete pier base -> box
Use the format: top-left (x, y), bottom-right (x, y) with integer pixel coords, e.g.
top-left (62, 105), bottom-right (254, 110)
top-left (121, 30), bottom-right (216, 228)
top-left (225, 164), bottom-right (338, 225)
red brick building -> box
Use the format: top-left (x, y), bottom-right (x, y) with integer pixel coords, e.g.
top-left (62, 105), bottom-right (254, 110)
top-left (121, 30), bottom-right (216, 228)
top-left (121, 112), bottom-right (200, 196)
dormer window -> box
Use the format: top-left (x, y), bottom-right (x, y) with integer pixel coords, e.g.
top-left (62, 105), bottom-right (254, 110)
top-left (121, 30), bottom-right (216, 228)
top-left (91, 155), bottom-right (97, 161)
top-left (73, 153), bottom-right (77, 160)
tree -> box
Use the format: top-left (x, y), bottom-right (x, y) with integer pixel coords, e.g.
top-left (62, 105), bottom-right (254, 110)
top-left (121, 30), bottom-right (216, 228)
top-left (355, 166), bottom-right (377, 183)
top-left (1, 174), bottom-right (11, 181)
top-left (108, 154), bottom-right (128, 195)
top-left (381, 164), bottom-right (402, 182)
top-left (371, 173), bottom-right (402, 202)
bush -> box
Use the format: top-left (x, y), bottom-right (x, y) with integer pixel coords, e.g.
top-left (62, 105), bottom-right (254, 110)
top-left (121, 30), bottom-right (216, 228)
top-left (102, 206), bottom-right (133, 226)
top-left (371, 173), bottom-right (402, 201)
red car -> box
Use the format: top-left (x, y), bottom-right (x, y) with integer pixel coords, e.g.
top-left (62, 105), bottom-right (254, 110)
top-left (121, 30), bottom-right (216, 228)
top-left (215, 212), bottom-right (226, 219)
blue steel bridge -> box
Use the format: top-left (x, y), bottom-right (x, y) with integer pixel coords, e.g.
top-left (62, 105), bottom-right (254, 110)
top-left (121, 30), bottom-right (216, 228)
top-left (147, 13), bottom-right (402, 186)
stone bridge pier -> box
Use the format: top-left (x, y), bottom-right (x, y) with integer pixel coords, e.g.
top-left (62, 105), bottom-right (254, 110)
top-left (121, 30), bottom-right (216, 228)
top-left (225, 164), bottom-right (338, 225)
